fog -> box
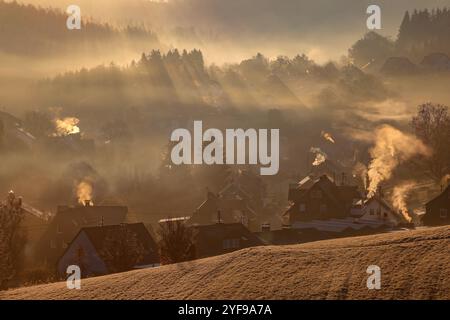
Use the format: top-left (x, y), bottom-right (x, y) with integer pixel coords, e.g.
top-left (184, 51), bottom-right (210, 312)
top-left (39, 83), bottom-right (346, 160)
top-left (1, 0), bottom-right (449, 225)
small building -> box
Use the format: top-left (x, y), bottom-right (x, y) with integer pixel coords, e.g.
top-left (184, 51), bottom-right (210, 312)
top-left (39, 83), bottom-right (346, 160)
top-left (190, 190), bottom-right (256, 229)
top-left (285, 175), bottom-right (362, 224)
top-left (423, 185), bottom-right (450, 226)
top-left (57, 223), bottom-right (159, 278)
top-left (191, 222), bottom-right (263, 259)
top-left (353, 195), bottom-right (402, 227)
top-left (36, 203), bottom-right (128, 266)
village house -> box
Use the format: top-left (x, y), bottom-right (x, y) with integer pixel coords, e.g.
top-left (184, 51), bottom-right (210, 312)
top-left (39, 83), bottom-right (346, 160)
top-left (285, 174), bottom-right (362, 224)
top-left (351, 195), bottom-right (403, 227)
top-left (191, 222), bottom-right (264, 259)
top-left (35, 202), bottom-right (129, 266)
top-left (423, 185), bottom-right (450, 226)
top-left (190, 189), bottom-right (257, 229)
top-left (57, 223), bottom-right (159, 278)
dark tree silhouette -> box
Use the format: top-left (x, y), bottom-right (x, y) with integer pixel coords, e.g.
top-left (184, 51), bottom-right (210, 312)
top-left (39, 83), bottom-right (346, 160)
top-left (0, 192), bottom-right (26, 289)
top-left (100, 226), bottom-right (146, 273)
top-left (412, 103), bottom-right (450, 181)
top-left (158, 220), bottom-right (196, 265)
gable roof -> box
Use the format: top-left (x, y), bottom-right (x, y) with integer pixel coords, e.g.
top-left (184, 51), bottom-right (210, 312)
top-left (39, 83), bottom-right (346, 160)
top-left (52, 205), bottom-right (128, 242)
top-left (78, 223), bottom-right (159, 267)
top-left (426, 185), bottom-right (450, 206)
top-left (364, 195), bottom-right (396, 213)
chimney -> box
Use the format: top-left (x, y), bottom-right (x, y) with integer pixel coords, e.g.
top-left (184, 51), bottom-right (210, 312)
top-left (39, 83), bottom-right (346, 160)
top-left (217, 210), bottom-right (222, 224)
top-left (377, 186), bottom-right (384, 198)
top-left (84, 200), bottom-right (92, 207)
top-left (261, 223), bottom-right (271, 232)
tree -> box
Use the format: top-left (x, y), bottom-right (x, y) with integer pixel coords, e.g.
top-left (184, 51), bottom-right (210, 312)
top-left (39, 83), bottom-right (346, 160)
top-left (412, 103), bottom-right (450, 180)
top-left (0, 191), bottom-right (26, 289)
top-left (158, 220), bottom-right (196, 265)
top-left (348, 32), bottom-right (395, 71)
top-left (100, 226), bottom-right (147, 273)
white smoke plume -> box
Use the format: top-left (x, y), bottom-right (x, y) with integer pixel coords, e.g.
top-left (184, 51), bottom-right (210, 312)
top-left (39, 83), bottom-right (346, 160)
top-left (391, 180), bottom-right (416, 223)
top-left (321, 131), bottom-right (335, 143)
top-left (367, 125), bottom-right (431, 197)
top-left (54, 117), bottom-right (80, 136)
top-left (310, 147), bottom-right (327, 166)
top-left (77, 180), bottom-right (93, 205)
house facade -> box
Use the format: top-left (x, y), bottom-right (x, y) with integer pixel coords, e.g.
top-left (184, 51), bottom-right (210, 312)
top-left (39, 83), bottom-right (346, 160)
top-left (353, 195), bottom-right (402, 227)
top-left (285, 175), bottom-right (362, 224)
top-left (424, 185), bottom-right (450, 226)
top-left (36, 203), bottom-right (128, 266)
top-left (57, 223), bottom-right (159, 278)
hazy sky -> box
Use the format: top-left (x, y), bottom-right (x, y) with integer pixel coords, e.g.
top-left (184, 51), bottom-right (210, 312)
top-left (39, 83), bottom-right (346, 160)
top-left (14, 0), bottom-right (450, 63)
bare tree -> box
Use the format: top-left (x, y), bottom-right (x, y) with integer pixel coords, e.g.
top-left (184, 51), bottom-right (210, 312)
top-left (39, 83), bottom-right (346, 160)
top-left (158, 220), bottom-right (196, 265)
top-left (0, 191), bottom-right (26, 289)
top-left (100, 226), bottom-right (146, 273)
top-left (412, 103), bottom-right (450, 180)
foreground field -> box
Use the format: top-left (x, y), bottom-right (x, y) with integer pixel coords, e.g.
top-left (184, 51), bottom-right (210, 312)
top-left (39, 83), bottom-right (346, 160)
top-left (1, 226), bottom-right (449, 300)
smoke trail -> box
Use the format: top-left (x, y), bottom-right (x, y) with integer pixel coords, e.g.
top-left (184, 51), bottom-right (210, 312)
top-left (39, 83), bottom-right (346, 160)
top-left (391, 180), bottom-right (415, 222)
top-left (367, 125), bottom-right (430, 197)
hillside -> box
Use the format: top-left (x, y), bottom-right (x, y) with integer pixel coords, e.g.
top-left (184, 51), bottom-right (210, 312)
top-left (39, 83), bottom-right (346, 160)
top-left (1, 226), bottom-right (449, 300)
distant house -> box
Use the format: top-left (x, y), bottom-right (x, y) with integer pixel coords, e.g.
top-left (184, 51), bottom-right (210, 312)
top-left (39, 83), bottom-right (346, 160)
top-left (352, 195), bottom-right (402, 227)
top-left (57, 223), bottom-right (159, 278)
top-left (285, 175), bottom-right (362, 225)
top-left (191, 222), bottom-right (263, 259)
top-left (190, 190), bottom-right (256, 228)
top-left (420, 53), bottom-right (450, 72)
top-left (424, 185), bottom-right (450, 226)
top-left (35, 203), bottom-right (128, 266)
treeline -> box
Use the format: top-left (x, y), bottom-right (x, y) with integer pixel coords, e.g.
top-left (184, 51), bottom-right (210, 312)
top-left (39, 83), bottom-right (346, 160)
top-left (397, 9), bottom-right (450, 60)
top-left (38, 48), bottom-right (387, 119)
top-left (0, 1), bottom-right (158, 56)
top-left (349, 8), bottom-right (450, 70)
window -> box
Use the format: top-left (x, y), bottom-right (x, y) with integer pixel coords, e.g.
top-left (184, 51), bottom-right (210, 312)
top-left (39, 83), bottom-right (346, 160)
top-left (62, 242), bottom-right (68, 249)
top-left (299, 203), bottom-right (306, 212)
top-left (320, 204), bottom-right (327, 213)
top-left (223, 238), bottom-right (240, 250)
top-left (56, 225), bottom-right (62, 234)
top-left (50, 240), bottom-right (56, 249)
top-left (377, 208), bottom-right (381, 216)
top-left (440, 209), bottom-right (448, 219)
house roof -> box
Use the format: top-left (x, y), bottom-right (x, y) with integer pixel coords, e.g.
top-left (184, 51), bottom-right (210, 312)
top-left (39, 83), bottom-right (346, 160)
top-left (49, 205), bottom-right (128, 243)
top-left (426, 185), bottom-right (450, 206)
top-left (192, 223), bottom-right (263, 256)
top-left (78, 223), bottom-right (159, 267)
top-left (364, 195), bottom-right (396, 213)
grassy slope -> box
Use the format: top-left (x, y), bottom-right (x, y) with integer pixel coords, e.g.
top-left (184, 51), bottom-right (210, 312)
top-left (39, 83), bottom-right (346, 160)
top-left (1, 226), bottom-right (449, 300)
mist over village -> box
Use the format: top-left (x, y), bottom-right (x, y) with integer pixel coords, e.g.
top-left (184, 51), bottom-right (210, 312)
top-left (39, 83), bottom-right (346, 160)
top-left (0, 0), bottom-right (449, 302)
